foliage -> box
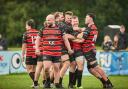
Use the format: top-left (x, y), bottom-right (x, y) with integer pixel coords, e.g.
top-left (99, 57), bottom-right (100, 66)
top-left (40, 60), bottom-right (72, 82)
top-left (0, 0), bottom-right (127, 46)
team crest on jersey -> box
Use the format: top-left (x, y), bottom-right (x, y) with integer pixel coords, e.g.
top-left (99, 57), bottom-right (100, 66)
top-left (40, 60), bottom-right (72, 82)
top-left (49, 41), bottom-right (54, 45)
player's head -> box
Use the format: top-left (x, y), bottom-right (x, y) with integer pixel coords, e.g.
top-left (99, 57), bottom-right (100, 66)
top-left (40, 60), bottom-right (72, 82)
top-left (46, 14), bottom-right (55, 27)
top-left (54, 12), bottom-right (64, 22)
top-left (71, 16), bottom-right (79, 27)
top-left (65, 11), bottom-right (73, 24)
top-left (85, 13), bottom-right (95, 25)
top-left (114, 34), bottom-right (119, 42)
top-left (104, 35), bottom-right (111, 42)
top-left (44, 21), bottom-right (48, 27)
top-left (26, 19), bottom-right (35, 30)
top-left (120, 25), bottom-right (125, 33)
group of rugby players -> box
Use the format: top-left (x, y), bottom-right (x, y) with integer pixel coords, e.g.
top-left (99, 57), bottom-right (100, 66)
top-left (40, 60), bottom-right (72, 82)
top-left (22, 11), bottom-right (113, 89)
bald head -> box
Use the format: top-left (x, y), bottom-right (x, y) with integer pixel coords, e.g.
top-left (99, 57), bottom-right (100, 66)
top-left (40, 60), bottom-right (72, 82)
top-left (46, 14), bottom-right (55, 21)
top-left (45, 14), bottom-right (55, 26)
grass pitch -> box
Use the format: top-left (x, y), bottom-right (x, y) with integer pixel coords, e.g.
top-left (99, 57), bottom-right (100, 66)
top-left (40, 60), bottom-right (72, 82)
top-left (0, 73), bottom-right (128, 89)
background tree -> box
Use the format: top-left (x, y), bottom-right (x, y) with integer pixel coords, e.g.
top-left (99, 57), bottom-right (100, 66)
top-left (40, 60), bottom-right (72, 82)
top-left (0, 0), bottom-right (127, 47)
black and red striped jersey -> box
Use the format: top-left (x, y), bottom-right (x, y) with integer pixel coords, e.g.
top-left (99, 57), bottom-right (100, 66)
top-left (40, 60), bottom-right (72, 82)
top-left (58, 21), bottom-right (73, 35)
top-left (72, 30), bottom-right (83, 51)
top-left (82, 24), bottom-right (98, 53)
top-left (22, 29), bottom-right (38, 58)
top-left (39, 26), bottom-right (64, 56)
top-left (72, 42), bottom-right (82, 51)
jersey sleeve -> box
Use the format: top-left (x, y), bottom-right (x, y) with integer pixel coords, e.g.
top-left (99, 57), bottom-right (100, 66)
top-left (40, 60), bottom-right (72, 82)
top-left (58, 22), bottom-right (66, 35)
top-left (83, 27), bottom-right (91, 39)
top-left (38, 29), bottom-right (43, 37)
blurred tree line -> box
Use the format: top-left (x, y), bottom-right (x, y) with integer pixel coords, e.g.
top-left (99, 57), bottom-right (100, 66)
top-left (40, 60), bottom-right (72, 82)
top-left (0, 0), bottom-right (128, 47)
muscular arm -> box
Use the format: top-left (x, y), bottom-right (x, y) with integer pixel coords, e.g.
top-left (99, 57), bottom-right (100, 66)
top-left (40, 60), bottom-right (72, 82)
top-left (35, 36), bottom-right (41, 55)
top-left (63, 34), bottom-right (75, 54)
top-left (72, 38), bottom-right (85, 43)
top-left (22, 43), bottom-right (26, 62)
top-left (22, 32), bottom-right (27, 61)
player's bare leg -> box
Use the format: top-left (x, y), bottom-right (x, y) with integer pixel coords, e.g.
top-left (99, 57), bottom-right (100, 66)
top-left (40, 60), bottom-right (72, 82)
top-left (53, 62), bottom-right (61, 88)
top-left (26, 65), bottom-right (36, 83)
top-left (34, 61), bottom-right (43, 88)
top-left (59, 54), bottom-right (70, 87)
top-left (43, 61), bottom-right (52, 88)
top-left (88, 61), bottom-right (113, 88)
top-left (75, 56), bottom-right (85, 88)
top-left (50, 65), bottom-right (54, 86)
top-left (69, 60), bottom-right (76, 88)
top-left (41, 67), bottom-right (46, 85)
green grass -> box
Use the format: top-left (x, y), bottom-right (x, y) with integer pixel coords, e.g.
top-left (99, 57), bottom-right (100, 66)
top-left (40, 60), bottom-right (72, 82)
top-left (0, 73), bottom-right (128, 89)
top-left (7, 46), bottom-right (103, 51)
top-left (8, 47), bottom-right (21, 51)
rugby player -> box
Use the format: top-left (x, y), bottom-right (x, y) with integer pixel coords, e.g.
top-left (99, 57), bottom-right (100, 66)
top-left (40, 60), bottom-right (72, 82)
top-left (22, 19), bottom-right (38, 88)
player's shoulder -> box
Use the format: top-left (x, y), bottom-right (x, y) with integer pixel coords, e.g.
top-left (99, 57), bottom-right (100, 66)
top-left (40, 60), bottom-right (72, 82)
top-left (57, 21), bottom-right (66, 28)
top-left (30, 28), bottom-right (38, 32)
top-left (90, 24), bottom-right (97, 30)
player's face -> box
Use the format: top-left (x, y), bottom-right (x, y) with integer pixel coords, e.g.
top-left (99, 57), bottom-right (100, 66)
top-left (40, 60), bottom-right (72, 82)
top-left (59, 14), bottom-right (64, 22)
top-left (85, 15), bottom-right (92, 25)
top-left (46, 15), bottom-right (55, 25)
top-left (71, 18), bottom-right (79, 26)
top-left (65, 14), bottom-right (72, 24)
top-left (120, 26), bottom-right (125, 33)
top-left (25, 24), bottom-right (30, 30)
top-left (114, 35), bottom-right (118, 41)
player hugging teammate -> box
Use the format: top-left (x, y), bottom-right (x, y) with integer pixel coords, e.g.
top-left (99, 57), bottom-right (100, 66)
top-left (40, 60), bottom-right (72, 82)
top-left (22, 12), bottom-right (113, 89)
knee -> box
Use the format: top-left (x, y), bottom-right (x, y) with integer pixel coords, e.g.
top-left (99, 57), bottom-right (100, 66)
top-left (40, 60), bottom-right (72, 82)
top-left (77, 65), bottom-right (84, 71)
top-left (87, 61), bottom-right (98, 70)
top-left (27, 65), bottom-right (35, 73)
top-left (64, 61), bottom-right (70, 66)
top-left (44, 66), bottom-right (50, 73)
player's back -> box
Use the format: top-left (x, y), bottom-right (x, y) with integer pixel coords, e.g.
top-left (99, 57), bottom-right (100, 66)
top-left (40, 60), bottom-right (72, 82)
top-left (23, 29), bottom-right (38, 58)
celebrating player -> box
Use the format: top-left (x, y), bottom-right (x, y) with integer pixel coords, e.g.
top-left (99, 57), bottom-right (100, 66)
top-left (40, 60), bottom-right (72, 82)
top-left (22, 19), bottom-right (38, 87)
top-left (82, 13), bottom-right (113, 89)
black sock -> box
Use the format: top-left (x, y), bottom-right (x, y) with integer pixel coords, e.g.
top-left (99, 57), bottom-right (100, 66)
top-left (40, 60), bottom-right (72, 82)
top-left (73, 68), bottom-right (78, 85)
top-left (55, 83), bottom-right (61, 88)
top-left (29, 72), bottom-right (35, 82)
top-left (98, 77), bottom-right (107, 85)
top-left (77, 70), bottom-right (83, 87)
top-left (69, 72), bottom-right (75, 85)
top-left (43, 80), bottom-right (46, 85)
top-left (59, 77), bottom-right (63, 85)
top-left (47, 77), bottom-right (51, 84)
top-left (50, 77), bottom-right (54, 84)
top-left (34, 81), bottom-right (38, 86)
top-left (107, 78), bottom-right (113, 86)
top-left (43, 77), bottom-right (51, 88)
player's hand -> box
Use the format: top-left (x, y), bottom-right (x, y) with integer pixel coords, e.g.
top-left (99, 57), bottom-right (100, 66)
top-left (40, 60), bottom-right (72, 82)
top-left (22, 55), bottom-right (25, 62)
top-left (80, 27), bottom-right (86, 31)
top-left (72, 38), bottom-right (85, 43)
top-left (68, 49), bottom-right (74, 55)
top-left (77, 32), bottom-right (84, 39)
top-left (21, 52), bottom-right (25, 62)
top-left (35, 49), bottom-right (40, 56)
